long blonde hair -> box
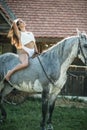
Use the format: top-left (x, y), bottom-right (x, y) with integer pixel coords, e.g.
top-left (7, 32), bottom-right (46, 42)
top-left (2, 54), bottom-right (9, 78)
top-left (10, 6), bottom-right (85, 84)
top-left (7, 24), bottom-right (20, 47)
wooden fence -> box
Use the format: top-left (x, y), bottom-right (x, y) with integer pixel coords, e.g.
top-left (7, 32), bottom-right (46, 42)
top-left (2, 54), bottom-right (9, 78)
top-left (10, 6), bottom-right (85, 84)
top-left (61, 65), bottom-right (87, 97)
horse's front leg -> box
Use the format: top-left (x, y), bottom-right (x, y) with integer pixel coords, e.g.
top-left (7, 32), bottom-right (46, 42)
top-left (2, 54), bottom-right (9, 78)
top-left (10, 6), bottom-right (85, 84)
top-left (47, 99), bottom-right (56, 130)
top-left (46, 90), bottom-right (59, 130)
top-left (40, 88), bottom-right (49, 130)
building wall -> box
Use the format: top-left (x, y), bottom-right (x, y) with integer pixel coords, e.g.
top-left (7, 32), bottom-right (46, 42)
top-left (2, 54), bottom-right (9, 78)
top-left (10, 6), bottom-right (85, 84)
top-left (0, 35), bottom-right (11, 53)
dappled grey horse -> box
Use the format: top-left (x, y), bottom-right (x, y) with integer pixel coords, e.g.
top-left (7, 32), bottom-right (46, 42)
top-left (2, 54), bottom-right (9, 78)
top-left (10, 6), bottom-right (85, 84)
top-left (0, 30), bottom-right (87, 130)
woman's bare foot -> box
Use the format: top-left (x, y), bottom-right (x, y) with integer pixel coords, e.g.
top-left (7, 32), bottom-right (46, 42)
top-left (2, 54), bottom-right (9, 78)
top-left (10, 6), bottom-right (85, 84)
top-left (4, 70), bottom-right (12, 81)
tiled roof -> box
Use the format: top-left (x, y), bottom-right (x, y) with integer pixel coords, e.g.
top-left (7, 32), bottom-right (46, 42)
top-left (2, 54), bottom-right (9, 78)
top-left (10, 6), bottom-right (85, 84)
top-left (2, 0), bottom-right (87, 37)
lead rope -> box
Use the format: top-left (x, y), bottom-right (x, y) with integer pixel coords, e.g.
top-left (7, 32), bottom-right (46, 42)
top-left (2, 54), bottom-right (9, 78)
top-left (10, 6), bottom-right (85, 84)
top-left (37, 56), bottom-right (56, 86)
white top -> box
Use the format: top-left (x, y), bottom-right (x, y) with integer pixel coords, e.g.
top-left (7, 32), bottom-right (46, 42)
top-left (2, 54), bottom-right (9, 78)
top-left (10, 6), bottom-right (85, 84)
top-left (20, 31), bottom-right (35, 57)
top-left (20, 31), bottom-right (35, 45)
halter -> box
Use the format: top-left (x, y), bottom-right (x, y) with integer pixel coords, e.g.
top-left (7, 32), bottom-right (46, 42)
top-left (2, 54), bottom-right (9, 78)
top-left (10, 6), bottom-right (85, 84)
top-left (78, 37), bottom-right (87, 65)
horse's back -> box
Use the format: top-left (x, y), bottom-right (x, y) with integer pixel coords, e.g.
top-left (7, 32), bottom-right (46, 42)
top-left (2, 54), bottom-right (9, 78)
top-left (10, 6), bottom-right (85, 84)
top-left (0, 53), bottom-right (36, 79)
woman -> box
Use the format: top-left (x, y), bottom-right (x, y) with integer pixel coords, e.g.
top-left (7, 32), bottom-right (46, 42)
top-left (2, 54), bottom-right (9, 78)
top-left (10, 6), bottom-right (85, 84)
top-left (4, 18), bottom-right (38, 81)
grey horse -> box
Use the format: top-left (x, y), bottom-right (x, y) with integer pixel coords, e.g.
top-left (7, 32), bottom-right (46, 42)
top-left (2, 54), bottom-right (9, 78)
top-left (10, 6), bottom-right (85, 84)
top-left (0, 30), bottom-right (87, 130)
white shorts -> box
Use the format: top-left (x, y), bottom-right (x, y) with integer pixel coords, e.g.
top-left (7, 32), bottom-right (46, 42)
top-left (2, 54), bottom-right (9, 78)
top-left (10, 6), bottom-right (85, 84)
top-left (22, 46), bottom-right (35, 57)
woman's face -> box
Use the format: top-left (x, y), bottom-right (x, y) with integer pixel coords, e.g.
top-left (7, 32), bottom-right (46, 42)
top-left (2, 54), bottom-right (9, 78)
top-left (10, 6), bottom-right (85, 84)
top-left (17, 19), bottom-right (26, 29)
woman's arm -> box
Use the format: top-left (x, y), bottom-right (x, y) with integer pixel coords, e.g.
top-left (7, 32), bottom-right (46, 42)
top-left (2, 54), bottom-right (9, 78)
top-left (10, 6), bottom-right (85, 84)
top-left (12, 20), bottom-right (22, 48)
top-left (12, 20), bottom-right (20, 39)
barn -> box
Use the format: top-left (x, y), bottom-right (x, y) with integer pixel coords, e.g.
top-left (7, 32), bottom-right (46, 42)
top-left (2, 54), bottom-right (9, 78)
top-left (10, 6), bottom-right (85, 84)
top-left (0, 0), bottom-right (87, 99)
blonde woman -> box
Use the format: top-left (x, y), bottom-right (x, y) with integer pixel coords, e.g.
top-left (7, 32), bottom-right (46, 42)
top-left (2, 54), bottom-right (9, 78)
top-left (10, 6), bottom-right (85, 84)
top-left (5, 18), bottom-right (38, 81)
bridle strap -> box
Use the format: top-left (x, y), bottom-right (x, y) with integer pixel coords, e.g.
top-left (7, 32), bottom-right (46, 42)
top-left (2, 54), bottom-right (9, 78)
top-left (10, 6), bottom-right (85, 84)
top-left (37, 56), bottom-right (56, 85)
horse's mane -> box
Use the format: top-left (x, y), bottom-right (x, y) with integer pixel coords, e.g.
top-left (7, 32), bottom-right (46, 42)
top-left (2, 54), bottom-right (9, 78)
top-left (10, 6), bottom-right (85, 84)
top-left (41, 35), bottom-right (77, 58)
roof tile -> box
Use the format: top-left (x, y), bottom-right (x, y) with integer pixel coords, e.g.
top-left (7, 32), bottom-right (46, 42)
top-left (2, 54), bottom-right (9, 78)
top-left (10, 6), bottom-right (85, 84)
top-left (3, 0), bottom-right (87, 37)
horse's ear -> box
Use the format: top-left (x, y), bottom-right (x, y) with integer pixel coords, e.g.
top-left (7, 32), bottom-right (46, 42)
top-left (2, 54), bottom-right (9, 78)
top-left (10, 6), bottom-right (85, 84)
top-left (76, 28), bottom-right (81, 36)
top-left (82, 31), bottom-right (86, 35)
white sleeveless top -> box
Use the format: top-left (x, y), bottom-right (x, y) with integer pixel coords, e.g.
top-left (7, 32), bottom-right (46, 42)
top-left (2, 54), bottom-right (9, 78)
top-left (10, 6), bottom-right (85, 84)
top-left (21, 31), bottom-right (35, 45)
top-left (20, 31), bottom-right (35, 57)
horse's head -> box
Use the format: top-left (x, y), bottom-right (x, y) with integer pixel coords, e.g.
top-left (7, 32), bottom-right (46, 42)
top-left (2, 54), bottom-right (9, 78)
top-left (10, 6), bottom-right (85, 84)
top-left (77, 29), bottom-right (87, 65)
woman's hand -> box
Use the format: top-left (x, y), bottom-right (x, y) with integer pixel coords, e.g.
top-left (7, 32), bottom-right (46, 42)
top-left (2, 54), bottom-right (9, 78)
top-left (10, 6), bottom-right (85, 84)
top-left (13, 18), bottom-right (20, 23)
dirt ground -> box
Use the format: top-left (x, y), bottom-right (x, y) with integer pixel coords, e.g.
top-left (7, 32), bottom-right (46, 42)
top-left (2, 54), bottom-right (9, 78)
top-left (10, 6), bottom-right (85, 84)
top-left (56, 97), bottom-right (87, 108)
top-left (5, 91), bottom-right (87, 108)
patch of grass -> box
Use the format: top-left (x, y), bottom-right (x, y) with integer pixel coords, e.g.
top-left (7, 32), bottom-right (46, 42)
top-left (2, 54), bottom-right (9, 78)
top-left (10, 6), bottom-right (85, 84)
top-left (53, 106), bottom-right (87, 130)
top-left (0, 99), bottom-right (87, 130)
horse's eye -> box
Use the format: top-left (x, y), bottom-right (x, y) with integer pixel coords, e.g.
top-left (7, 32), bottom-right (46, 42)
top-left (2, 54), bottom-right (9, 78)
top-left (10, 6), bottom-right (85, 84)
top-left (84, 44), bottom-right (87, 48)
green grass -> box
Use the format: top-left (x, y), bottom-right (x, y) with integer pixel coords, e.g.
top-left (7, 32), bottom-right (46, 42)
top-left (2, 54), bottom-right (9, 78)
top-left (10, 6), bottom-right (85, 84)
top-left (0, 99), bottom-right (87, 130)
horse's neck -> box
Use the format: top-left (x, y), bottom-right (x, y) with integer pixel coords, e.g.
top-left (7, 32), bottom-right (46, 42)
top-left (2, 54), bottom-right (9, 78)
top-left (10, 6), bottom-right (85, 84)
top-left (60, 36), bottom-right (78, 71)
top-left (40, 36), bottom-right (78, 68)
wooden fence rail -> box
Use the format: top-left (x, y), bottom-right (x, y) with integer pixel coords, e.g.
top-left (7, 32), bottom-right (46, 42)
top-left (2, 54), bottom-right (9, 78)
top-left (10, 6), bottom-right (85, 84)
top-left (61, 65), bottom-right (87, 96)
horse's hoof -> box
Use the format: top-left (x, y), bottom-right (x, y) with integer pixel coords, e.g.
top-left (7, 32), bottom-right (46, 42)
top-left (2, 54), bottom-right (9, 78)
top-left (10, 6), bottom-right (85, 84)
top-left (0, 116), bottom-right (6, 124)
top-left (0, 119), bottom-right (4, 124)
top-left (47, 124), bottom-right (54, 130)
top-left (40, 122), bottom-right (47, 130)
top-left (41, 126), bottom-right (47, 130)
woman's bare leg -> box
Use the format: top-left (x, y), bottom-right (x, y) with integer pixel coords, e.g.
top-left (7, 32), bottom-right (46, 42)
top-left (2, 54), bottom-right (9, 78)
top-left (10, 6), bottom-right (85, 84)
top-left (5, 53), bottom-right (29, 81)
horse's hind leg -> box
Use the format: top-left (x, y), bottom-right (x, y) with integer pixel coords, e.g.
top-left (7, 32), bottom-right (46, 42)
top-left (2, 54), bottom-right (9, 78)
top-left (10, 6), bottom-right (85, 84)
top-left (0, 93), bottom-right (7, 123)
top-left (0, 83), bottom-right (14, 123)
